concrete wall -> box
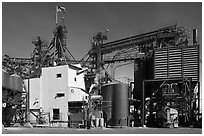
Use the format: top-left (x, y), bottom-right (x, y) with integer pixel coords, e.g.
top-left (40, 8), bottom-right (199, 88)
top-left (41, 65), bottom-right (69, 122)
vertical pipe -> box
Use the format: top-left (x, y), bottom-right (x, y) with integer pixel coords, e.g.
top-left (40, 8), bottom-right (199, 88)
top-left (198, 81), bottom-right (200, 119)
top-left (98, 44), bottom-right (101, 94)
top-left (193, 29), bottom-right (198, 45)
top-left (142, 80), bottom-right (145, 126)
top-left (26, 78), bottom-right (30, 122)
top-left (189, 78), bottom-right (192, 118)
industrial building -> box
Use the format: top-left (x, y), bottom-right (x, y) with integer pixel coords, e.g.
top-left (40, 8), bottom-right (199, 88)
top-left (2, 5), bottom-right (201, 130)
top-left (23, 64), bottom-right (88, 127)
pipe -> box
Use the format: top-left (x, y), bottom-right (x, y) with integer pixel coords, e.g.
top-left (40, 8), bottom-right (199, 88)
top-left (193, 29), bottom-right (198, 45)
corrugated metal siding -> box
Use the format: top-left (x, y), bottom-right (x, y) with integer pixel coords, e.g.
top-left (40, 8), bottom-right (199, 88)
top-left (169, 48), bottom-right (182, 78)
top-left (182, 46), bottom-right (199, 81)
top-left (154, 49), bottom-right (168, 79)
top-left (154, 45), bottom-right (199, 81)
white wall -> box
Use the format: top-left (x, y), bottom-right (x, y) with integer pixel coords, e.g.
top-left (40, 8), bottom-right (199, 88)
top-left (24, 64), bottom-right (88, 122)
top-left (24, 78), bottom-right (41, 109)
top-left (41, 65), bottom-right (69, 121)
top-left (67, 65), bottom-right (88, 102)
top-left (68, 66), bottom-right (85, 89)
top-left (71, 64), bottom-right (86, 90)
top-left (68, 87), bottom-right (88, 102)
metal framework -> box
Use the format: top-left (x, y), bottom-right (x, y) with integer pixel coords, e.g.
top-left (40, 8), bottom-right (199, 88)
top-left (89, 24), bottom-right (189, 64)
top-left (2, 20), bottom-right (75, 79)
top-left (79, 24), bottom-right (190, 90)
top-left (143, 77), bottom-right (199, 127)
top-left (3, 23), bottom-right (189, 78)
top-left (2, 87), bottom-right (27, 126)
top-left (2, 8), bottom-right (77, 126)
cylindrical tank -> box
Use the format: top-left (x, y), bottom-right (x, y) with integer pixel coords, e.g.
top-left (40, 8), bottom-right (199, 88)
top-left (99, 118), bottom-right (104, 127)
top-left (111, 83), bottom-right (129, 127)
top-left (10, 74), bottom-right (23, 91)
top-left (95, 118), bottom-right (99, 127)
top-left (101, 83), bottom-right (114, 126)
top-left (2, 70), bottom-right (10, 89)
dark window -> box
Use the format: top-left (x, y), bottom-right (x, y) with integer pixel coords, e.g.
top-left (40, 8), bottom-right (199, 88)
top-left (57, 73), bottom-right (62, 78)
top-left (56, 93), bottom-right (65, 97)
top-left (53, 109), bottom-right (60, 120)
top-left (74, 77), bottom-right (77, 81)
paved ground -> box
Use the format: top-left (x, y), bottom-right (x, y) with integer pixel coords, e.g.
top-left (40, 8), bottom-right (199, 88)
top-left (2, 127), bottom-right (202, 134)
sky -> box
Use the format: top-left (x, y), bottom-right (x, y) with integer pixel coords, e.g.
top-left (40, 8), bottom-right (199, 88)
top-left (2, 2), bottom-right (202, 81)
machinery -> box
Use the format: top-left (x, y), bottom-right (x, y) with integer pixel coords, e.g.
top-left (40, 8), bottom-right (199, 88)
top-left (83, 22), bottom-right (200, 128)
top-left (2, 70), bottom-right (27, 127)
top-left (144, 78), bottom-right (193, 128)
top-left (2, 7), bottom-right (201, 128)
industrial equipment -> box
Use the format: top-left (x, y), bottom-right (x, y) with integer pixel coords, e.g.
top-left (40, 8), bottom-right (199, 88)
top-left (2, 6), bottom-right (201, 129)
top-left (2, 70), bottom-right (27, 127)
top-left (101, 83), bottom-right (129, 127)
top-left (144, 78), bottom-right (193, 128)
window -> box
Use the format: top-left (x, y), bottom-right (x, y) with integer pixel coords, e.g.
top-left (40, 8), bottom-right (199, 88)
top-left (53, 109), bottom-right (60, 120)
top-left (57, 73), bottom-right (62, 78)
top-left (56, 93), bottom-right (65, 97)
top-left (74, 77), bottom-right (77, 81)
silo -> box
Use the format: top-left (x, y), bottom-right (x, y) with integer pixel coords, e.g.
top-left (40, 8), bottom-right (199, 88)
top-left (111, 83), bottom-right (129, 127)
top-left (2, 70), bottom-right (10, 89)
top-left (10, 74), bottom-right (23, 91)
top-left (101, 83), bottom-right (113, 126)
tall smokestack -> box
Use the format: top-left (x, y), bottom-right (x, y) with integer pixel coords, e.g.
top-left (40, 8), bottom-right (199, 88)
top-left (193, 29), bottom-right (198, 45)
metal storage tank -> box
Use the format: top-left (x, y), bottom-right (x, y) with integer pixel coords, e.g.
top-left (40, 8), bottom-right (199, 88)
top-left (10, 74), bottom-right (23, 91)
top-left (2, 69), bottom-right (10, 89)
top-left (111, 83), bottom-right (128, 127)
top-left (101, 83), bottom-right (113, 126)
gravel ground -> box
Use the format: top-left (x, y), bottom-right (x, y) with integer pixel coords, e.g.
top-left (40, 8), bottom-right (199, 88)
top-left (2, 127), bottom-right (202, 134)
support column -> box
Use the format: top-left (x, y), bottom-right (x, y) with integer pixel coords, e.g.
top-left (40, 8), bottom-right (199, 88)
top-left (142, 80), bottom-right (145, 126)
